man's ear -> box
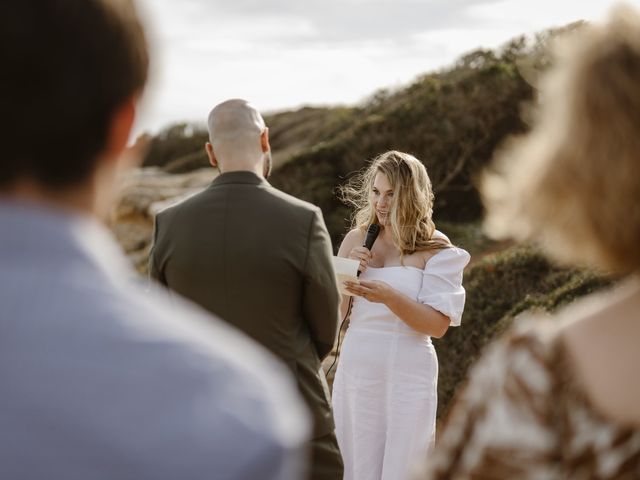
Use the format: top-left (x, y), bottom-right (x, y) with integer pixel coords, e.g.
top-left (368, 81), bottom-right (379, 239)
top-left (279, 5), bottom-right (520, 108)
top-left (104, 97), bottom-right (136, 162)
top-left (205, 142), bottom-right (218, 169)
top-left (260, 128), bottom-right (270, 153)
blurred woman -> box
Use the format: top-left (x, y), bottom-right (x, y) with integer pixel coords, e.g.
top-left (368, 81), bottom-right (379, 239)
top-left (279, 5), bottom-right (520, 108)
top-left (422, 6), bottom-right (640, 479)
top-left (332, 150), bottom-right (470, 480)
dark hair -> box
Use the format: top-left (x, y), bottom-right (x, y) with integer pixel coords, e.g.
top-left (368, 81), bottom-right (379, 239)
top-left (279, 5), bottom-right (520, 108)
top-left (0, 0), bottom-right (149, 189)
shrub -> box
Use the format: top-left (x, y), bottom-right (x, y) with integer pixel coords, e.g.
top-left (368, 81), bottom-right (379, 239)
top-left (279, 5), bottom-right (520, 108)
top-left (434, 245), bottom-right (612, 418)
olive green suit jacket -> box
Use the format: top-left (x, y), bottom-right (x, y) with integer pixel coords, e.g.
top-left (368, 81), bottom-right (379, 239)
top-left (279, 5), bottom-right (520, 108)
top-left (149, 171), bottom-right (341, 437)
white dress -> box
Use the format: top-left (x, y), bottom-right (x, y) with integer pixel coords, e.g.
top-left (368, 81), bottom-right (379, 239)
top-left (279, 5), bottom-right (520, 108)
top-left (332, 244), bottom-right (470, 480)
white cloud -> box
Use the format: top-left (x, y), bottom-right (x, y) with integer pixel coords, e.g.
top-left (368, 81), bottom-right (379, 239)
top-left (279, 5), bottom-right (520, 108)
top-left (132, 0), bottom-right (640, 137)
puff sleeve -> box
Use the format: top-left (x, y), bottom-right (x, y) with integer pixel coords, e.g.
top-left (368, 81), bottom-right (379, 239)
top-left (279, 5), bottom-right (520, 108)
top-left (417, 246), bottom-right (470, 327)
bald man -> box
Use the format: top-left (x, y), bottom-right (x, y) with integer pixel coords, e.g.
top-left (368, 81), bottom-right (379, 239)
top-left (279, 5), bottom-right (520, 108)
top-left (150, 99), bottom-right (343, 480)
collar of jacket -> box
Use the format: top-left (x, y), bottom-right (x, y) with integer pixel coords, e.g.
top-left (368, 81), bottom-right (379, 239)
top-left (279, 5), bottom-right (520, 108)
top-left (210, 170), bottom-right (269, 187)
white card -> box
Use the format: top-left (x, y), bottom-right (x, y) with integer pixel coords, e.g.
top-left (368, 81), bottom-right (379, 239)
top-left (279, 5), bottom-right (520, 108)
top-left (332, 256), bottom-right (360, 296)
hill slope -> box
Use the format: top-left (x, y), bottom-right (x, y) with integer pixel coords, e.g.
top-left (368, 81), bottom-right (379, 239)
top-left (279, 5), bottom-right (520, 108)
top-left (130, 24), bottom-right (611, 420)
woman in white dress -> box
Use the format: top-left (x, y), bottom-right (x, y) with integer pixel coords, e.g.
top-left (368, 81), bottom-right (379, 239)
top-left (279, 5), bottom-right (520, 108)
top-left (332, 150), bottom-right (470, 480)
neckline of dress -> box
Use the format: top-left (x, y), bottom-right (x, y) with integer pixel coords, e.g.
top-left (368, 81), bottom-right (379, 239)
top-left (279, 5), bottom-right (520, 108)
top-left (367, 265), bottom-right (424, 272)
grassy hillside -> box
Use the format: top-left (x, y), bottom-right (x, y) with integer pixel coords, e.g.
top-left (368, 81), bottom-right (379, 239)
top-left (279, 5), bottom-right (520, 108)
top-left (141, 106), bottom-right (359, 174)
top-left (141, 40), bottom-right (540, 248)
top-left (142, 38), bottom-right (544, 245)
top-left (434, 244), bottom-right (612, 418)
top-left (135, 24), bottom-right (608, 419)
top-left (270, 49), bottom-right (533, 246)
top-left (141, 26), bottom-right (580, 247)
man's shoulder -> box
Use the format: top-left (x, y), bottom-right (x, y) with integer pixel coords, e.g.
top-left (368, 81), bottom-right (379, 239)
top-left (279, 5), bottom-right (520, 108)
top-left (7, 272), bottom-right (289, 385)
top-left (105, 286), bottom-right (312, 456)
top-left (102, 284), bottom-right (294, 381)
top-left (1, 248), bottom-right (295, 402)
top-left (1, 278), bottom-right (310, 472)
top-left (156, 180), bottom-right (319, 216)
top-left (262, 184), bottom-right (320, 215)
top-left (155, 188), bottom-right (208, 222)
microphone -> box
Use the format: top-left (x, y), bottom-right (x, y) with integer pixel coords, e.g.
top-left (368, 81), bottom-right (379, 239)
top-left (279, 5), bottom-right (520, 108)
top-left (358, 224), bottom-right (381, 277)
top-left (363, 223), bottom-right (380, 251)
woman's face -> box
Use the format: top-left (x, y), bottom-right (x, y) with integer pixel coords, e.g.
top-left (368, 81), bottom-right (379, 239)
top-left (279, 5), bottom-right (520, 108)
top-left (371, 172), bottom-right (394, 226)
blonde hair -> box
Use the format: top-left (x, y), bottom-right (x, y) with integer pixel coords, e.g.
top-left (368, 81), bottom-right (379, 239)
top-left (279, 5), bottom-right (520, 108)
top-left (483, 4), bottom-right (640, 274)
top-left (340, 150), bottom-right (451, 255)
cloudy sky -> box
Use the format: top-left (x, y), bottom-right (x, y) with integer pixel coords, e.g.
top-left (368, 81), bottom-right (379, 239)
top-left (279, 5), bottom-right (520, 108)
top-left (133, 0), bottom-right (640, 136)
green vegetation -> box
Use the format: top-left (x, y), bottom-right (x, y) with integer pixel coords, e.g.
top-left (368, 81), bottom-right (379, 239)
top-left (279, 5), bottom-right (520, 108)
top-left (143, 39), bottom-right (547, 246)
top-left (139, 23), bottom-right (604, 417)
top-left (270, 46), bottom-right (533, 247)
top-left (142, 123), bottom-right (209, 173)
top-left (142, 106), bottom-right (358, 174)
top-left (434, 245), bottom-right (612, 419)
top-left (142, 25), bottom-right (582, 249)
top-left (436, 220), bottom-right (496, 258)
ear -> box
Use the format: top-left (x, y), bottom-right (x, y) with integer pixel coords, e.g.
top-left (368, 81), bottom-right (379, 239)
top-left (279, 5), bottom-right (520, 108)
top-left (205, 142), bottom-right (218, 169)
top-left (104, 96), bottom-right (136, 161)
top-left (260, 128), bottom-right (270, 153)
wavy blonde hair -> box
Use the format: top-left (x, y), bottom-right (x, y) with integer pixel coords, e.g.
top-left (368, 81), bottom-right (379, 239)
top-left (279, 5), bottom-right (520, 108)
top-left (340, 150), bottom-right (451, 255)
top-left (483, 5), bottom-right (640, 274)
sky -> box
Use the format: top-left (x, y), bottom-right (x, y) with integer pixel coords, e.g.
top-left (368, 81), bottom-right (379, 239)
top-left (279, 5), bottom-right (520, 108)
top-left (133, 0), bottom-right (640, 137)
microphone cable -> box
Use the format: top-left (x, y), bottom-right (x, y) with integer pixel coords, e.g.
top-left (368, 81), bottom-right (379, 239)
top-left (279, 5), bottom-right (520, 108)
top-left (327, 224), bottom-right (380, 376)
top-left (326, 296), bottom-right (354, 376)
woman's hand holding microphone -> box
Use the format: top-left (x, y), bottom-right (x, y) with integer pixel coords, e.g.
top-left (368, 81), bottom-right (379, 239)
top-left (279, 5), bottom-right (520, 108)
top-left (344, 246), bottom-right (395, 304)
top-left (348, 246), bottom-right (372, 275)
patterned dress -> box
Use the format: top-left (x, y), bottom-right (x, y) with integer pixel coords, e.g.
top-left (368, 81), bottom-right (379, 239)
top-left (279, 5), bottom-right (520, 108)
top-left (422, 308), bottom-right (640, 479)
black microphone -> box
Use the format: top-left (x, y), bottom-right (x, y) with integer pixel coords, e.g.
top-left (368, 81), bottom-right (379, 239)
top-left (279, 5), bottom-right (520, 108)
top-left (328, 223), bottom-right (381, 376)
top-left (358, 224), bottom-right (381, 277)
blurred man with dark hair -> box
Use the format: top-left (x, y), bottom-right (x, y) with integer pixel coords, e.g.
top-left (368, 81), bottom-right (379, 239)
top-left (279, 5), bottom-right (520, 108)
top-left (0, 1), bottom-right (309, 479)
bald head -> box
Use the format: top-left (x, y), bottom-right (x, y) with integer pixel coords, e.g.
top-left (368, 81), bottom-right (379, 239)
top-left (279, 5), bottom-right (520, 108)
top-left (206, 99), bottom-right (270, 175)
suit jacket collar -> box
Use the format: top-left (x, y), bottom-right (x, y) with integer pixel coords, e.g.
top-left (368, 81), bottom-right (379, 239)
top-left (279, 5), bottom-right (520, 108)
top-left (211, 171), bottom-right (269, 187)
